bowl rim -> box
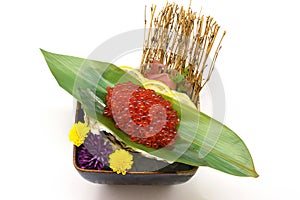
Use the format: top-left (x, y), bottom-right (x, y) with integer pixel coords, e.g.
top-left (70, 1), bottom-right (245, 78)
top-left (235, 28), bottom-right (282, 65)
top-left (73, 145), bottom-right (198, 175)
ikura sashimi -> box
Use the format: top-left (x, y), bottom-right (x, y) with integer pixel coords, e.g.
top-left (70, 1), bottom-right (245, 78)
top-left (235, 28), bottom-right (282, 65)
top-left (41, 1), bottom-right (258, 178)
top-left (104, 82), bottom-right (179, 149)
top-left (41, 49), bottom-right (259, 177)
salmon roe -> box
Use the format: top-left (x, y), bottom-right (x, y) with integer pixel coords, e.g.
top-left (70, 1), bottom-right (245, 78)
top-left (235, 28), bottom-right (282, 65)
top-left (103, 82), bottom-right (179, 149)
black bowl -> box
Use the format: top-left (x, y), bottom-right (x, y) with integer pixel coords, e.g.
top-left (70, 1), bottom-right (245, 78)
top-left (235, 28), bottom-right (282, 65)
top-left (73, 103), bottom-right (198, 185)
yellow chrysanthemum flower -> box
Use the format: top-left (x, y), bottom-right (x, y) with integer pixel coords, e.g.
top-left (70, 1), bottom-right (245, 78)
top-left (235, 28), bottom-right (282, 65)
top-left (109, 149), bottom-right (133, 175)
top-left (69, 122), bottom-right (90, 147)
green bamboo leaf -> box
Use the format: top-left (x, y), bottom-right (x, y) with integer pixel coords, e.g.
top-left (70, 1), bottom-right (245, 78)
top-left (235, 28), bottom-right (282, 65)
top-left (41, 49), bottom-right (258, 178)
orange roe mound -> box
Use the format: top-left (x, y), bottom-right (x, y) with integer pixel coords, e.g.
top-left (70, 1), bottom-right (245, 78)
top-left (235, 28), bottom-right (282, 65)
top-left (103, 82), bottom-right (179, 149)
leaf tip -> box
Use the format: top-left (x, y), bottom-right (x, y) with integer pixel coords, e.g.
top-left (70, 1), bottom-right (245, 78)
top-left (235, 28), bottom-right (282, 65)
top-left (252, 171), bottom-right (259, 178)
top-left (40, 48), bottom-right (47, 55)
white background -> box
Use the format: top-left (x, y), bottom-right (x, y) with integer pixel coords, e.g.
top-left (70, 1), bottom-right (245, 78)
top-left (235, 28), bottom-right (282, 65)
top-left (1, 0), bottom-right (300, 199)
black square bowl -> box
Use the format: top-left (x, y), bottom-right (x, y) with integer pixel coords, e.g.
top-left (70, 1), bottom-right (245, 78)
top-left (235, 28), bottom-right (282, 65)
top-left (73, 103), bottom-right (198, 185)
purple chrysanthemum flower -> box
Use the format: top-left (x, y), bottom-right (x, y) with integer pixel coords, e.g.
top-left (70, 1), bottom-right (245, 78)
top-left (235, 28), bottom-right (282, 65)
top-left (77, 132), bottom-right (113, 170)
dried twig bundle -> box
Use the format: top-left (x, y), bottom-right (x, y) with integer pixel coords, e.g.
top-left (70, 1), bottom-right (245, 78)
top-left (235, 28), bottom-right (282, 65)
top-left (141, 2), bottom-right (226, 108)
